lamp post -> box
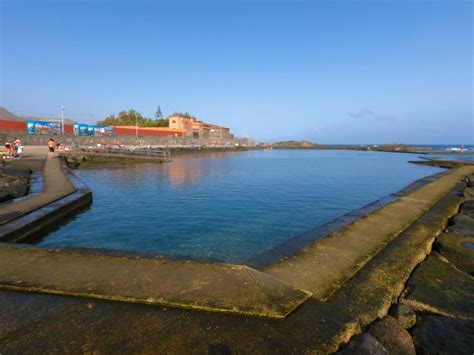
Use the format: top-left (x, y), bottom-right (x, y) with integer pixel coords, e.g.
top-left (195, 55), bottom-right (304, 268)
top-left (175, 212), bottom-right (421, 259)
top-left (135, 111), bottom-right (138, 142)
top-left (60, 105), bottom-right (64, 135)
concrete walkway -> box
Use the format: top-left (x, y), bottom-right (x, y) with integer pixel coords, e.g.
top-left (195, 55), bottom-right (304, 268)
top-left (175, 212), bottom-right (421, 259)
top-left (264, 166), bottom-right (474, 300)
top-left (0, 148), bottom-right (76, 225)
top-left (0, 244), bottom-right (311, 318)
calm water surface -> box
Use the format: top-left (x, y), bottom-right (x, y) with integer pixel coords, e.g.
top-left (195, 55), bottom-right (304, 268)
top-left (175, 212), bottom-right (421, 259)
top-left (40, 150), bottom-right (443, 262)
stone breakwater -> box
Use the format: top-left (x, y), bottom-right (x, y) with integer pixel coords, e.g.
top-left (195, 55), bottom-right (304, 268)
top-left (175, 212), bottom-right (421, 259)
top-left (339, 174), bottom-right (474, 354)
top-left (0, 167), bottom-right (31, 203)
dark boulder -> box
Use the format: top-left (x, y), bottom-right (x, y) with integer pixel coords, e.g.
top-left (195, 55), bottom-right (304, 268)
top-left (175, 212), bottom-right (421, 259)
top-left (338, 333), bottom-right (388, 355)
top-left (460, 200), bottom-right (474, 218)
top-left (389, 303), bottom-right (417, 329)
top-left (435, 232), bottom-right (474, 275)
top-left (0, 168), bottom-right (31, 203)
top-left (411, 314), bottom-right (474, 354)
top-left (368, 316), bottom-right (415, 355)
top-left (447, 214), bottom-right (474, 238)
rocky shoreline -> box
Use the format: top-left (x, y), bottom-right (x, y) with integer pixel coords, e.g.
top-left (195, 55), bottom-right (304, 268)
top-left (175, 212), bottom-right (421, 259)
top-left (0, 167), bottom-right (31, 203)
top-left (270, 142), bottom-right (432, 153)
top-left (64, 152), bottom-right (169, 169)
top-left (63, 145), bottom-right (254, 169)
top-left (339, 175), bottom-right (474, 354)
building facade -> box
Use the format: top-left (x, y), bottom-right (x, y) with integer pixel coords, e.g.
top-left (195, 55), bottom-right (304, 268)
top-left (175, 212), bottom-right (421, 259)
top-left (168, 115), bottom-right (233, 140)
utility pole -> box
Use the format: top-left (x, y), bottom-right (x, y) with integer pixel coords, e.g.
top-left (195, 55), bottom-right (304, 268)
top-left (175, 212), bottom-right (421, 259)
top-left (60, 105), bottom-right (64, 135)
top-left (135, 111), bottom-right (138, 142)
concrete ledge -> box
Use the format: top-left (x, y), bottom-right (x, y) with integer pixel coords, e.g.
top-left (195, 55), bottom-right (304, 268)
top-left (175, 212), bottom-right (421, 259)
top-left (263, 167), bottom-right (474, 300)
top-left (0, 244), bottom-right (311, 319)
top-left (0, 157), bottom-right (92, 243)
top-left (0, 157), bottom-right (76, 226)
top-left (248, 171), bottom-right (447, 269)
top-left (313, 183), bottom-right (465, 352)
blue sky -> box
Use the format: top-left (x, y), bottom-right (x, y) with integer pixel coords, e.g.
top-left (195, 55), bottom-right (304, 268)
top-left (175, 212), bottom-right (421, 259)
top-left (1, 0), bottom-right (472, 144)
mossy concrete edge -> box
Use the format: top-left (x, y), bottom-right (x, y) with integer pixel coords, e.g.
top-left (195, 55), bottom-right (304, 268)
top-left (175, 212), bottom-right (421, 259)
top-left (0, 157), bottom-right (92, 243)
top-left (315, 183), bottom-right (466, 353)
top-left (0, 243), bottom-right (312, 319)
top-left (263, 166), bottom-right (474, 300)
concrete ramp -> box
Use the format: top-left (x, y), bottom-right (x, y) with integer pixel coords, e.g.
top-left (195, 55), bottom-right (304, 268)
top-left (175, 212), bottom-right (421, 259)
top-left (0, 244), bottom-right (311, 319)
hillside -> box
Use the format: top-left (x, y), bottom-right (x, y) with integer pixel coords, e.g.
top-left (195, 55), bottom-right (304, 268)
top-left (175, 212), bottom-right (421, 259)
top-left (0, 106), bottom-right (74, 124)
top-left (0, 107), bottom-right (21, 121)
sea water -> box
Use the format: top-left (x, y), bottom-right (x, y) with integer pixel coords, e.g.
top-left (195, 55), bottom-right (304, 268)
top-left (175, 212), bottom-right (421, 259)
top-left (40, 150), bottom-right (443, 263)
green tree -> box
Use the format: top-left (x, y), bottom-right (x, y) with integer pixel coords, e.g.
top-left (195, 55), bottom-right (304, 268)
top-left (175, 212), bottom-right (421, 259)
top-left (97, 108), bottom-right (169, 128)
top-left (155, 105), bottom-right (163, 119)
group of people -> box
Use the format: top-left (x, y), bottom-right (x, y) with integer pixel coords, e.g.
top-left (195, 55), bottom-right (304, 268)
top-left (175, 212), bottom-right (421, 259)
top-left (4, 137), bottom-right (23, 159)
top-left (3, 137), bottom-right (67, 160)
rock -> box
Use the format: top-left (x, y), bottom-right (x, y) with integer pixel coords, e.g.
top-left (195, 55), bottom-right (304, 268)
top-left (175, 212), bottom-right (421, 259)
top-left (338, 333), bottom-right (388, 355)
top-left (401, 253), bottom-right (474, 319)
top-left (411, 314), bottom-right (474, 354)
top-left (368, 316), bottom-right (415, 355)
top-left (435, 232), bottom-right (474, 275)
top-left (464, 186), bottom-right (474, 200)
top-left (467, 175), bottom-right (474, 188)
top-left (460, 200), bottom-right (474, 218)
top-left (389, 304), bottom-right (416, 329)
top-left (447, 214), bottom-right (474, 238)
top-left (0, 170), bottom-right (30, 203)
top-left (65, 156), bottom-right (81, 169)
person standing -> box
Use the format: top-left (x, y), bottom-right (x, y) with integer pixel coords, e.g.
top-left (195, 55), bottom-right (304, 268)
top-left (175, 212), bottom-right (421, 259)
top-left (47, 138), bottom-right (55, 159)
top-left (5, 142), bottom-right (12, 158)
top-left (13, 137), bottom-right (21, 157)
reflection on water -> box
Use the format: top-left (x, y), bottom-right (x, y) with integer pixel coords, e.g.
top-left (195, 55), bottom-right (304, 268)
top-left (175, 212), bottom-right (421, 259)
top-left (163, 152), bottom-right (233, 190)
top-left (40, 150), bottom-right (443, 263)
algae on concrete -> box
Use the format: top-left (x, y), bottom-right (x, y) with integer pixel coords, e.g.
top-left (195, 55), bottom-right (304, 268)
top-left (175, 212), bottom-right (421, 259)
top-left (0, 244), bottom-right (311, 319)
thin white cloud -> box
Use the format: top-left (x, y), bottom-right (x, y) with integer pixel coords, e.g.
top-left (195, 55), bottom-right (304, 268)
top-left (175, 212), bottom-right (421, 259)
top-left (348, 109), bottom-right (397, 122)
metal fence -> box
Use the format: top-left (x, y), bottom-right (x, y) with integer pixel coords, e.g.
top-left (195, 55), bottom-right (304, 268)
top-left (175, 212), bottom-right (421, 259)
top-left (74, 146), bottom-right (171, 158)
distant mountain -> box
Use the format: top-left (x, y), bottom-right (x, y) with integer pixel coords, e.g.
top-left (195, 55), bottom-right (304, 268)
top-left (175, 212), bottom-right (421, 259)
top-left (0, 107), bottom-right (20, 121)
top-left (0, 106), bottom-right (74, 124)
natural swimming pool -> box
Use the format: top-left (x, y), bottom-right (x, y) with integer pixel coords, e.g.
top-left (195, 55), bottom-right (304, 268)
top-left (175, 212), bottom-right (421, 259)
top-left (39, 150), bottom-right (443, 263)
